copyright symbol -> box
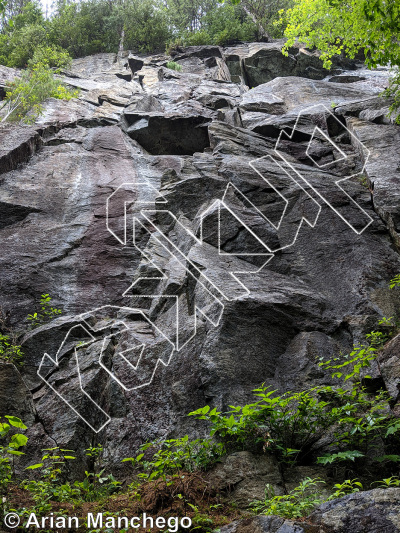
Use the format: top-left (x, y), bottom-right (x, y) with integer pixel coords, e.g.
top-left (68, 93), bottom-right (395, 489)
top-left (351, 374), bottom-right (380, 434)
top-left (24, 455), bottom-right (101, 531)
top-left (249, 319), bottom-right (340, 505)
top-left (4, 512), bottom-right (20, 528)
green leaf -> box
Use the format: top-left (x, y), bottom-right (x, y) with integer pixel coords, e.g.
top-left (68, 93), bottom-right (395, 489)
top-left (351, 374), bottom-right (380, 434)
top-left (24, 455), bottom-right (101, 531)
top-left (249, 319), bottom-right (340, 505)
top-left (26, 463), bottom-right (44, 470)
top-left (10, 433), bottom-right (28, 447)
top-left (5, 416), bottom-right (27, 429)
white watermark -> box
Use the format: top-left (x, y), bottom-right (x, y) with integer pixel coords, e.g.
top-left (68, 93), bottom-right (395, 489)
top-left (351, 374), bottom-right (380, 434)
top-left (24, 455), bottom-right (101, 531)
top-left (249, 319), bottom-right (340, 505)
top-left (5, 511), bottom-right (191, 531)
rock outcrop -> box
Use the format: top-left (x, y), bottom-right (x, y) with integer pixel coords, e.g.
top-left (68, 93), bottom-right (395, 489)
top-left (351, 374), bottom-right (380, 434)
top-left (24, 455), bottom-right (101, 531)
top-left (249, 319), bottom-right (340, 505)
top-left (0, 43), bottom-right (399, 489)
top-left (219, 488), bottom-right (400, 532)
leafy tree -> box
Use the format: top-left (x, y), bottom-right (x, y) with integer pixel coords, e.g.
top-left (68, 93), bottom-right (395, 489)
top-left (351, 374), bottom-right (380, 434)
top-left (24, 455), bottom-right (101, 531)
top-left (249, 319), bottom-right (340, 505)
top-left (0, 0), bottom-right (34, 29)
top-left (283, 0), bottom-right (400, 69)
top-left (166, 1), bottom-right (257, 48)
top-left (229, 0), bottom-right (293, 40)
top-left (48, 0), bottom-right (120, 57)
top-left (165, 0), bottom-right (215, 33)
top-left (202, 2), bottom-right (256, 45)
top-left (122, 0), bottom-right (171, 53)
top-left (282, 0), bottom-right (400, 121)
top-left (0, 2), bottom-right (47, 67)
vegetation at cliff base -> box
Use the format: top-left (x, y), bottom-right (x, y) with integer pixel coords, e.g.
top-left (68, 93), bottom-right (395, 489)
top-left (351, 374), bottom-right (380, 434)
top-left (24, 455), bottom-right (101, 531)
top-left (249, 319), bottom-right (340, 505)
top-left (1, 278), bottom-right (400, 530)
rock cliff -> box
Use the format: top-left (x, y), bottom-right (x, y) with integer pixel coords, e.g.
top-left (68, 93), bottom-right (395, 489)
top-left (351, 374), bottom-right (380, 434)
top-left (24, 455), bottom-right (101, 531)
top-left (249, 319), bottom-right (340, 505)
top-left (1, 41), bottom-right (400, 500)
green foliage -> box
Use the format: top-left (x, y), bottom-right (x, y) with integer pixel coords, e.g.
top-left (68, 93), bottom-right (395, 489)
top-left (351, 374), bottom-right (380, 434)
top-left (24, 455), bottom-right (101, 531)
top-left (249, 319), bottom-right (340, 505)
top-left (23, 447), bottom-right (77, 512)
top-left (390, 274), bottom-right (400, 290)
top-left (166, 61), bottom-right (182, 72)
top-left (0, 2), bottom-right (46, 67)
top-left (165, 37), bottom-right (184, 55)
top-left (250, 477), bottom-right (326, 518)
top-left (0, 416), bottom-right (27, 497)
top-left (25, 447), bottom-right (76, 478)
top-left (26, 294), bottom-right (63, 328)
top-left (189, 381), bottom-right (395, 465)
top-left (282, 0), bottom-right (400, 129)
top-left (190, 309), bottom-right (400, 467)
top-left (47, 0), bottom-right (120, 57)
top-left (23, 445), bottom-right (120, 509)
top-left (123, 0), bottom-right (171, 53)
top-left (283, 0), bottom-right (400, 69)
top-left (190, 387), bottom-right (344, 463)
top-left (122, 435), bottom-right (224, 482)
top-left (0, 334), bottom-right (23, 365)
top-left (1, 63), bottom-right (78, 123)
top-left (187, 503), bottom-right (215, 532)
top-left (74, 445), bottom-right (121, 501)
top-left (229, 0), bottom-right (294, 39)
top-left (28, 45), bottom-right (72, 70)
top-left (330, 479), bottom-right (363, 499)
top-left (5, 23), bottom-right (47, 67)
top-left (373, 476), bottom-right (400, 488)
top-left (317, 450), bottom-right (364, 465)
top-left (169, 2), bottom-right (257, 48)
top-left (318, 342), bottom-right (378, 381)
top-left (250, 477), bottom-right (366, 519)
top-left (201, 3), bottom-right (257, 45)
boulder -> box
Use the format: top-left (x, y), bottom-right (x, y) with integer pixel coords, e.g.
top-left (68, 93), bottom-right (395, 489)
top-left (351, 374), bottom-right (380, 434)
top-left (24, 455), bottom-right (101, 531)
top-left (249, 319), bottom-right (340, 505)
top-left (219, 488), bottom-right (400, 533)
top-left (309, 488), bottom-right (400, 532)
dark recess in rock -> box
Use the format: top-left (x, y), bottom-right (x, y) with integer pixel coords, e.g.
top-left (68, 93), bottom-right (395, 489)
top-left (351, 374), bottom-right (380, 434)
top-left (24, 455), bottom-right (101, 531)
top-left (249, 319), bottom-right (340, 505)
top-left (123, 114), bottom-right (211, 155)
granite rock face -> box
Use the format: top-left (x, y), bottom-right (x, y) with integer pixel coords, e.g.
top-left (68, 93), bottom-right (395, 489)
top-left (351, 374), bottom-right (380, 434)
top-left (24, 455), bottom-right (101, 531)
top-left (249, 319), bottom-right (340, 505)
top-left (0, 43), bottom-right (399, 485)
top-left (219, 488), bottom-right (400, 532)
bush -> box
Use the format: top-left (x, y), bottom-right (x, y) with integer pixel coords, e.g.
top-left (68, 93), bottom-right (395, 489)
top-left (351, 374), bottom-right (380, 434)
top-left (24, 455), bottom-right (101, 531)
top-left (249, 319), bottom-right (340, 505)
top-left (183, 30), bottom-right (213, 47)
top-left (250, 477), bottom-right (326, 518)
top-left (0, 334), bottom-right (23, 365)
top-left (26, 293), bottom-right (63, 329)
top-left (166, 61), bottom-right (182, 72)
top-left (122, 0), bottom-right (171, 53)
top-left (203, 3), bottom-right (257, 45)
top-left (1, 64), bottom-right (79, 123)
top-left (28, 45), bottom-right (72, 70)
top-left (0, 416), bottom-right (27, 499)
top-left (123, 435), bottom-right (224, 482)
top-left (0, 2), bottom-right (47, 67)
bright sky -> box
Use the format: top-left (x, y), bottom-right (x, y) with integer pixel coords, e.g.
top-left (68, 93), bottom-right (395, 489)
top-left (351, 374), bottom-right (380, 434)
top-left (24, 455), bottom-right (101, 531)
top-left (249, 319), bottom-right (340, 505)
top-left (40, 0), bottom-right (54, 18)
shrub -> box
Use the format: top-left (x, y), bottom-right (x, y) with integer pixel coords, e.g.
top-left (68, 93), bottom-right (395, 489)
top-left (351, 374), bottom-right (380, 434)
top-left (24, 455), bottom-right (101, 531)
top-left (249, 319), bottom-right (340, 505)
top-left (73, 445), bottom-right (121, 501)
top-left (1, 65), bottom-right (79, 124)
top-left (0, 334), bottom-right (23, 365)
top-left (6, 24), bottom-right (47, 68)
top-left (122, 0), bottom-right (171, 53)
top-left (250, 477), bottom-right (326, 518)
top-left (28, 45), bottom-right (72, 70)
top-left (0, 416), bottom-right (28, 498)
top-left (183, 30), bottom-right (213, 46)
top-left (123, 435), bottom-right (224, 482)
top-left (250, 477), bottom-right (364, 519)
top-left (166, 61), bottom-right (182, 72)
top-left (26, 294), bottom-right (63, 329)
